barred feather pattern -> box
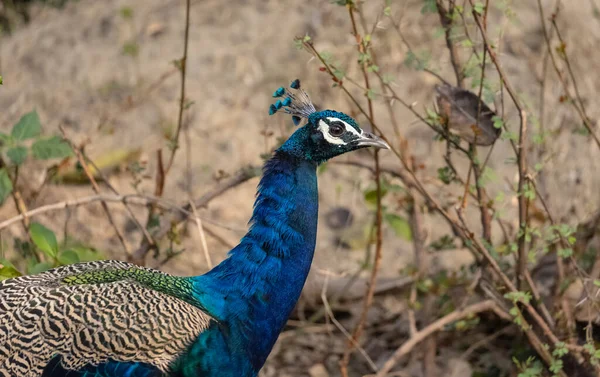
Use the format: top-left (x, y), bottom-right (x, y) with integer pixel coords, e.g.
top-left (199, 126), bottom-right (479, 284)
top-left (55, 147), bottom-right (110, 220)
top-left (0, 260), bottom-right (212, 377)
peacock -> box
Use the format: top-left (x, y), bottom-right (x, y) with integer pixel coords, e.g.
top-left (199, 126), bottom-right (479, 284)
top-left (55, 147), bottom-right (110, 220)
top-left (0, 79), bottom-right (389, 377)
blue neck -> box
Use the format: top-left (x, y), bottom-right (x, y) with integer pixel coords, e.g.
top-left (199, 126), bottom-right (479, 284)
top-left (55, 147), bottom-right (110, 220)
top-left (193, 150), bottom-right (318, 370)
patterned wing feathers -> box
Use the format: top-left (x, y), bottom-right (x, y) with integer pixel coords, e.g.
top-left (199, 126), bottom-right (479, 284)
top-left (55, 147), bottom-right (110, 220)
top-left (0, 261), bottom-right (211, 377)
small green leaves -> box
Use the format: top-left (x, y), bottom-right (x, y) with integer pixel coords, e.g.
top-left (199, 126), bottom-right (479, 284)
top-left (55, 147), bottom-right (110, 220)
top-left (0, 75), bottom-right (3, 85)
top-left (382, 73), bottom-right (395, 84)
top-left (366, 89), bottom-right (376, 100)
top-left (473, 2), bottom-right (485, 15)
top-left (7, 146), bottom-right (27, 165)
top-left (492, 115), bottom-right (504, 129)
top-left (1, 110), bottom-right (71, 168)
top-left (122, 41), bottom-right (139, 57)
top-left (384, 213), bottom-right (412, 240)
top-left (294, 34), bottom-right (311, 50)
top-left (0, 168), bottom-right (13, 205)
top-left (28, 262), bottom-right (53, 275)
top-left (30, 222), bottom-right (59, 260)
top-left (0, 265), bottom-right (21, 281)
top-left (553, 342), bottom-right (568, 358)
top-left (119, 6), bottom-right (134, 19)
top-left (58, 249), bottom-right (80, 265)
top-left (32, 136), bottom-right (73, 160)
top-left (504, 290), bottom-right (532, 304)
top-left (364, 186), bottom-right (388, 206)
top-left (12, 111), bottom-right (42, 141)
top-left (437, 166), bottom-right (455, 185)
top-left (557, 248), bottom-right (573, 259)
top-left (513, 356), bottom-right (543, 377)
top-left (404, 50), bottom-right (431, 71)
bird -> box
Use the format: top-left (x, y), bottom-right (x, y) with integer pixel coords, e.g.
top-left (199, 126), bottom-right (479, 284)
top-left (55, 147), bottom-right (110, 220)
top-left (0, 79), bottom-right (389, 377)
top-left (434, 83), bottom-right (501, 146)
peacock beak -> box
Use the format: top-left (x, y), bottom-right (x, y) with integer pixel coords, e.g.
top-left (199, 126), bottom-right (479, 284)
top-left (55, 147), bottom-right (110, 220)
top-left (356, 132), bottom-right (390, 149)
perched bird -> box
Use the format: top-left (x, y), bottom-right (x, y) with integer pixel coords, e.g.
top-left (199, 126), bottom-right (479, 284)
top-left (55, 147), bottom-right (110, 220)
top-left (434, 83), bottom-right (501, 146)
top-left (0, 79), bottom-right (389, 377)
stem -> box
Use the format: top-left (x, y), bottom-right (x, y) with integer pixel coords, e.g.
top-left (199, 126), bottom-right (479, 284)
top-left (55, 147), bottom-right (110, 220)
top-left (339, 5), bottom-right (383, 377)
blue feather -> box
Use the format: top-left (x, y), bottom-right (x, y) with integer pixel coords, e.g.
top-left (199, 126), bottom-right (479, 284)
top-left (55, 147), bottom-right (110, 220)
top-left (272, 87), bottom-right (285, 97)
top-left (7, 80), bottom-right (389, 377)
top-left (268, 104), bottom-right (277, 115)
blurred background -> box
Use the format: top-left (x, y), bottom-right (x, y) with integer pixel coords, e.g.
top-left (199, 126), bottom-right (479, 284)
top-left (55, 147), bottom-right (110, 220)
top-left (2, 0), bottom-right (600, 376)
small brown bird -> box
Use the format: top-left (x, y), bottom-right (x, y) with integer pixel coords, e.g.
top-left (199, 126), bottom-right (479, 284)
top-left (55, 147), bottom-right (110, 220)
top-left (435, 83), bottom-right (501, 146)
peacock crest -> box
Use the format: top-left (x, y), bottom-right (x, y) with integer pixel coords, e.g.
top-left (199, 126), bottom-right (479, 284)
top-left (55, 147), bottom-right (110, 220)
top-left (268, 79), bottom-right (316, 126)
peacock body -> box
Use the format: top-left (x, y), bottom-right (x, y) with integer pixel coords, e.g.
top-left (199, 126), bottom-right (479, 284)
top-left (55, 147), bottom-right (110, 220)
top-left (0, 80), bottom-right (389, 377)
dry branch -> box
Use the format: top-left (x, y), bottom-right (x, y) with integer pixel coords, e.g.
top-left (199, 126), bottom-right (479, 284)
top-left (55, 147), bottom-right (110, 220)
top-left (340, 5), bottom-right (384, 377)
top-left (130, 166), bottom-right (259, 265)
top-left (60, 126), bottom-right (131, 256)
top-left (375, 300), bottom-right (511, 377)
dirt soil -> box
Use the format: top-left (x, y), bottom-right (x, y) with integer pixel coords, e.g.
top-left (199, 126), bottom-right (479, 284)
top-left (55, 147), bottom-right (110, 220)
top-left (1, 0), bottom-right (600, 376)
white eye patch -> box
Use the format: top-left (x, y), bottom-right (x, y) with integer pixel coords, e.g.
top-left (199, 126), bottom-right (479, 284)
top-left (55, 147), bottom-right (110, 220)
top-left (318, 117), bottom-right (362, 145)
top-left (326, 117), bottom-right (361, 137)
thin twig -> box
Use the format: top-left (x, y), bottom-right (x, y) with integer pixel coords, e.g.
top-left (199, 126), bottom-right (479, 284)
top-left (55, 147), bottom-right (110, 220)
top-left (165, 0), bottom-right (191, 173)
top-left (60, 127), bottom-right (131, 256)
top-left (131, 166), bottom-right (260, 264)
top-left (0, 194), bottom-right (189, 231)
top-left (469, 4), bottom-right (530, 290)
top-left (436, 0), bottom-right (464, 88)
top-left (137, 0), bottom-right (192, 264)
top-left (531, 179), bottom-right (576, 342)
top-left (536, 0), bottom-right (600, 149)
top-left (460, 325), bottom-right (512, 360)
top-left (189, 199), bottom-right (212, 269)
top-left (80, 150), bottom-right (155, 248)
top-left (375, 300), bottom-right (511, 377)
top-left (321, 275), bottom-right (378, 373)
top-left (340, 5), bottom-right (384, 376)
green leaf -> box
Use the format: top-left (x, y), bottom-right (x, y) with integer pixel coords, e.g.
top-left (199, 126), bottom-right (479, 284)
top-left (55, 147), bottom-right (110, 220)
top-left (0, 133), bottom-right (10, 144)
top-left (437, 166), bottom-right (455, 184)
top-left (0, 75), bottom-right (3, 85)
top-left (67, 246), bottom-right (103, 262)
top-left (28, 262), bottom-right (54, 275)
top-left (385, 213), bottom-right (412, 240)
top-left (558, 248), bottom-right (573, 258)
top-left (492, 115), bottom-right (504, 129)
top-left (0, 168), bottom-right (13, 205)
top-left (29, 222), bottom-right (59, 259)
top-left (119, 6), bottom-right (134, 19)
top-left (58, 249), bottom-right (80, 265)
top-left (0, 265), bottom-right (21, 280)
top-left (473, 2), bottom-right (485, 14)
top-left (364, 186), bottom-right (388, 206)
top-left (7, 146), bottom-right (28, 165)
top-left (12, 111), bottom-right (42, 141)
top-left (32, 136), bottom-right (73, 160)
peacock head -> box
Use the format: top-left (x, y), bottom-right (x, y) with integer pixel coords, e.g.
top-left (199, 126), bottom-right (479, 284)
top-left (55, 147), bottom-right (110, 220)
top-left (269, 79), bottom-right (389, 164)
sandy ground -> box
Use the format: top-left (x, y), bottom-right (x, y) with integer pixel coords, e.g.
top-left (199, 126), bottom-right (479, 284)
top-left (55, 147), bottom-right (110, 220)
top-left (1, 0), bottom-right (600, 375)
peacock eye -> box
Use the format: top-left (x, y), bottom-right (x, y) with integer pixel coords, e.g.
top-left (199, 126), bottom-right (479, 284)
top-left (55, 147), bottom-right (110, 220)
top-left (329, 121), bottom-right (345, 137)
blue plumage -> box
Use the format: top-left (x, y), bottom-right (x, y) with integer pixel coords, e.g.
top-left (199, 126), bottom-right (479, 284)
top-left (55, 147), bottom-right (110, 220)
top-left (2, 80), bottom-right (389, 377)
